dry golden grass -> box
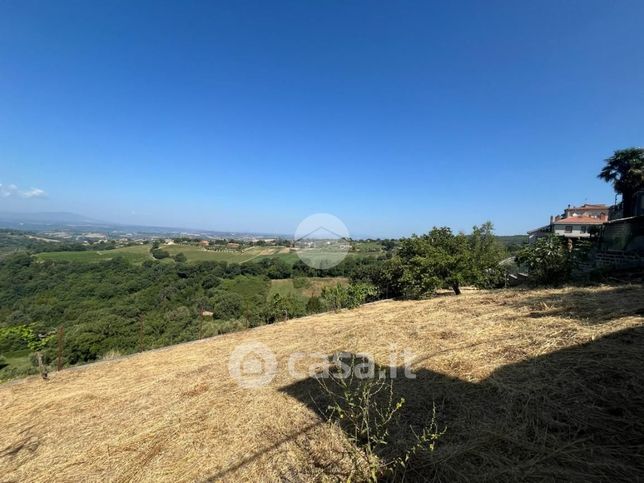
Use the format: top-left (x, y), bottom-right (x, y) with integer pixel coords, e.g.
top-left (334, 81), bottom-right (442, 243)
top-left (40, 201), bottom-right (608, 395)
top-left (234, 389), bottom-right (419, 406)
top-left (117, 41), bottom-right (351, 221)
top-left (1, 285), bottom-right (643, 481)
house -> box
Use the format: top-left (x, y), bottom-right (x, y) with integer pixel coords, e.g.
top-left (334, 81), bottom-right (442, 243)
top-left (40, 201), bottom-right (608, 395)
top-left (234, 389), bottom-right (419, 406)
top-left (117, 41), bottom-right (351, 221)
top-left (528, 203), bottom-right (609, 242)
top-left (199, 240), bottom-right (209, 248)
top-left (562, 203), bottom-right (608, 219)
top-left (552, 214), bottom-right (606, 238)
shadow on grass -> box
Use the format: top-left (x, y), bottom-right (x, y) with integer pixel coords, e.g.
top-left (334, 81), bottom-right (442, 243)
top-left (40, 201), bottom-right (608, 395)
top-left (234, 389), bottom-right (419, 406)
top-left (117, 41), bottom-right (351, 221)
top-left (280, 325), bottom-right (644, 481)
top-left (509, 285), bottom-right (644, 324)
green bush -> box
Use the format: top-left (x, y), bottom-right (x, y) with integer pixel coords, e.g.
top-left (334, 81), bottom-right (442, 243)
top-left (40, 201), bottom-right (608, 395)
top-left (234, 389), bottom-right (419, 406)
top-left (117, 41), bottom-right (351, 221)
top-left (320, 282), bottom-right (378, 311)
top-left (151, 248), bottom-right (170, 260)
top-left (516, 235), bottom-right (573, 286)
top-left (306, 295), bottom-right (324, 314)
top-left (264, 293), bottom-right (306, 323)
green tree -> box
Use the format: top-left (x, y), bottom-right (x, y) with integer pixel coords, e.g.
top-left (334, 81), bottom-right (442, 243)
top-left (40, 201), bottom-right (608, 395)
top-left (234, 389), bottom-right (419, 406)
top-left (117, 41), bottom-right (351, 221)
top-left (598, 147), bottom-right (644, 217)
top-left (151, 248), bottom-right (170, 260)
top-left (516, 235), bottom-right (572, 285)
top-left (174, 252), bottom-right (187, 263)
top-left (264, 293), bottom-right (306, 322)
top-left (381, 225), bottom-right (503, 298)
top-left (468, 222), bottom-right (506, 288)
top-left (211, 291), bottom-right (243, 320)
top-left (395, 227), bottom-right (471, 297)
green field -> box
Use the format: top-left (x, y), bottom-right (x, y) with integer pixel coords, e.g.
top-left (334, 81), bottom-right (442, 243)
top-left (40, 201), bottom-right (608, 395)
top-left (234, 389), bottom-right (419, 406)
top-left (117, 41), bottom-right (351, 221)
top-left (37, 244), bottom-right (153, 263)
top-left (0, 349), bottom-right (34, 381)
top-left (34, 243), bottom-right (375, 266)
top-left (351, 240), bottom-right (385, 253)
top-left (163, 244), bottom-right (258, 263)
top-left (35, 244), bottom-right (289, 264)
top-left (164, 244), bottom-right (300, 264)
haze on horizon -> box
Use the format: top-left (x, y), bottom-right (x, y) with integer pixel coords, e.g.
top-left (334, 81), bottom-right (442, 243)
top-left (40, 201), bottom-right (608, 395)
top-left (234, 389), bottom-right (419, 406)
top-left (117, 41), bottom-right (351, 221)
top-left (2, 1), bottom-right (643, 237)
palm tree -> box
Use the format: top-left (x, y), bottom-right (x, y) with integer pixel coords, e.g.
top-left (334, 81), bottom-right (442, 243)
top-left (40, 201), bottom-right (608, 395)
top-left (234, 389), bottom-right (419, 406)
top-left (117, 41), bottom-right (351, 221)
top-left (598, 148), bottom-right (644, 217)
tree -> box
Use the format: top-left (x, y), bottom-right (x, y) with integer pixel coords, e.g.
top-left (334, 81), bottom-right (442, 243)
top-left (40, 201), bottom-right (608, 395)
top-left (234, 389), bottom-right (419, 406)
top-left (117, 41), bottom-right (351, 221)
top-left (393, 228), bottom-right (472, 297)
top-left (264, 293), bottom-right (306, 322)
top-left (151, 248), bottom-right (170, 260)
top-left (381, 225), bottom-right (504, 298)
top-left (598, 147), bottom-right (644, 217)
top-left (211, 291), bottom-right (243, 320)
top-left (468, 222), bottom-right (506, 288)
top-left (174, 252), bottom-right (187, 263)
top-left (516, 235), bottom-right (572, 285)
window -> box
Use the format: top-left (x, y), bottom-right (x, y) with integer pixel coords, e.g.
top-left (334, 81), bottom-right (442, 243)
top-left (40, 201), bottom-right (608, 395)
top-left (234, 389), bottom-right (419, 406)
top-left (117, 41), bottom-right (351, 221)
top-left (580, 225), bottom-right (587, 233)
top-left (565, 225), bottom-right (573, 233)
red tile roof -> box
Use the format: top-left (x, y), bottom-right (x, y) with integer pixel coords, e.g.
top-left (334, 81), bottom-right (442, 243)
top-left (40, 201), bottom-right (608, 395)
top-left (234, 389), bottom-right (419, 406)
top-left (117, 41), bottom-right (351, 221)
top-left (554, 216), bottom-right (605, 225)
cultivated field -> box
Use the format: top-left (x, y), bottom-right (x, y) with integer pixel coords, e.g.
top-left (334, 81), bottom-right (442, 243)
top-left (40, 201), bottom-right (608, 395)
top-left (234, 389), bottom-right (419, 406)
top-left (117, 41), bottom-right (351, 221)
top-left (163, 244), bottom-right (267, 263)
top-left (35, 243), bottom-right (381, 266)
top-left (1, 286), bottom-right (643, 481)
top-left (36, 244), bottom-right (153, 264)
top-left (36, 244), bottom-right (300, 265)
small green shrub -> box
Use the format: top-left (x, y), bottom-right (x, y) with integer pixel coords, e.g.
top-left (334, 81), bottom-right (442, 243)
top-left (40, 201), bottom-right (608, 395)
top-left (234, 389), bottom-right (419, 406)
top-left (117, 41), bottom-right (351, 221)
top-left (306, 295), bottom-right (324, 314)
top-left (317, 357), bottom-right (446, 481)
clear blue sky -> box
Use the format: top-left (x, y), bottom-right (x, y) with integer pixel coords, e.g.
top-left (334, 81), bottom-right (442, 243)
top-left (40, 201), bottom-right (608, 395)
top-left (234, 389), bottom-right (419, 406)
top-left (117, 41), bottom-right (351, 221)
top-left (1, 0), bottom-right (643, 237)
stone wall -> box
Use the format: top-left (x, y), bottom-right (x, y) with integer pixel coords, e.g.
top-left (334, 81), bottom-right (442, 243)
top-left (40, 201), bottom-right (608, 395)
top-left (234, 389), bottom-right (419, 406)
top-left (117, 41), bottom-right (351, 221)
top-left (590, 216), bottom-right (644, 270)
top-left (595, 251), bottom-right (644, 269)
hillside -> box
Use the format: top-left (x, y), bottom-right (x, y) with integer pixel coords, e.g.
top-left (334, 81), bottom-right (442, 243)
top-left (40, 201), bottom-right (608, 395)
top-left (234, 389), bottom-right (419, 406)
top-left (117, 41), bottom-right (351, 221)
top-left (1, 286), bottom-right (644, 481)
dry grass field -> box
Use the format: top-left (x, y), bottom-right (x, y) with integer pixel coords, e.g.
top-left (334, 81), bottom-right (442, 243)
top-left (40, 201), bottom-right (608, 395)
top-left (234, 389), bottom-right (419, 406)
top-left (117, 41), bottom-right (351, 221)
top-left (1, 285), bottom-right (643, 481)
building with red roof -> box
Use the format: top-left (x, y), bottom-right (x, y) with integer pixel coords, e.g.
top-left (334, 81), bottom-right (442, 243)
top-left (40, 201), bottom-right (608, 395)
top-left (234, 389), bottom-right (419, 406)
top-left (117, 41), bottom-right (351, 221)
top-left (528, 203), bottom-right (609, 241)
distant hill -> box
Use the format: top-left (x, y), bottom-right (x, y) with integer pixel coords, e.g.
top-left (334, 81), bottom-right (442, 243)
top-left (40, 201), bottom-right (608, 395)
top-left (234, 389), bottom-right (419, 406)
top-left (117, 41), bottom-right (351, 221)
top-left (0, 211), bottom-right (103, 226)
top-left (0, 212), bottom-right (287, 239)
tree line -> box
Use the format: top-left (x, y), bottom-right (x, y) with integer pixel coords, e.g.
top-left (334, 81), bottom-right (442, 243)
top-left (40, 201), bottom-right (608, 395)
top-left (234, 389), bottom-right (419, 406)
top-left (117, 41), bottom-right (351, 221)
top-left (0, 222), bottom-right (513, 380)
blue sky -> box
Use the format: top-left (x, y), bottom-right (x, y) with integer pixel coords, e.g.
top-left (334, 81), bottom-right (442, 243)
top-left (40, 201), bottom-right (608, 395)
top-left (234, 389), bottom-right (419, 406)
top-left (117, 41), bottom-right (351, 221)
top-left (1, 0), bottom-right (643, 237)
